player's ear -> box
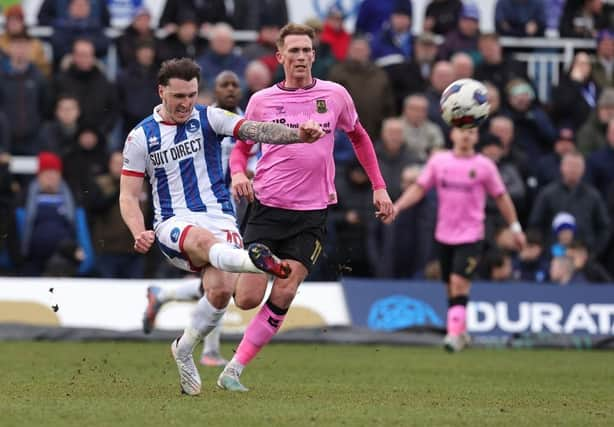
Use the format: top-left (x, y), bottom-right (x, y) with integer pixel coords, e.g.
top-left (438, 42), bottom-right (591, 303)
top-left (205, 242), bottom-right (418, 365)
top-left (158, 84), bottom-right (164, 100)
top-left (275, 50), bottom-right (283, 64)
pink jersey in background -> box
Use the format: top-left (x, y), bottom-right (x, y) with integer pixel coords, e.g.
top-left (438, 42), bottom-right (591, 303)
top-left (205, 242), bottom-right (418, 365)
top-left (242, 79), bottom-right (358, 210)
top-left (417, 151), bottom-right (506, 245)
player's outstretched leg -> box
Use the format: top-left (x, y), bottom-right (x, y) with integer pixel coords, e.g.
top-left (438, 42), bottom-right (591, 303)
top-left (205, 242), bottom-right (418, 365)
top-left (200, 325), bottom-right (228, 367)
top-left (247, 243), bottom-right (291, 279)
top-left (171, 336), bottom-right (202, 395)
top-left (143, 286), bottom-right (163, 334)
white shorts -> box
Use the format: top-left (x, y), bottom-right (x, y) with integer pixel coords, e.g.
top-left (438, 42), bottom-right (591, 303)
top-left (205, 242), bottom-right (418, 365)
top-left (155, 212), bottom-right (243, 273)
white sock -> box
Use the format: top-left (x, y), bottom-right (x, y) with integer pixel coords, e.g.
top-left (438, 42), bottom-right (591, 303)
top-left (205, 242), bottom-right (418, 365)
top-left (208, 243), bottom-right (261, 273)
top-left (159, 282), bottom-right (202, 303)
top-left (176, 295), bottom-right (226, 358)
top-left (203, 324), bottom-right (221, 355)
top-left (226, 356), bottom-right (245, 375)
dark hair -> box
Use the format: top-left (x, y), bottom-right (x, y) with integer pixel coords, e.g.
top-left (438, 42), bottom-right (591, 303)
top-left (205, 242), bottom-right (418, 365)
top-left (157, 58), bottom-right (201, 86)
top-left (277, 23), bottom-right (315, 49)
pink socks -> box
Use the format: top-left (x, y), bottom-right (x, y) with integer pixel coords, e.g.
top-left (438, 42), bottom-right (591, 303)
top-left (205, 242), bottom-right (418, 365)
top-left (447, 305), bottom-right (466, 337)
top-left (235, 301), bottom-right (287, 366)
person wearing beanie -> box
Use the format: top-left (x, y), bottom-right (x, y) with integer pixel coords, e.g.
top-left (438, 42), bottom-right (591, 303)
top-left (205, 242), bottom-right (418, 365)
top-left (577, 88), bottom-right (614, 154)
top-left (20, 152), bottom-right (83, 276)
top-left (550, 211), bottom-right (576, 257)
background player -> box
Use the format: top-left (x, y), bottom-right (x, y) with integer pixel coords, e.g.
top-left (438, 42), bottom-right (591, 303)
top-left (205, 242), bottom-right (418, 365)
top-left (120, 58), bottom-right (325, 395)
top-left (141, 71), bottom-right (255, 367)
top-left (216, 23), bottom-right (395, 392)
top-left (393, 126), bottom-right (526, 352)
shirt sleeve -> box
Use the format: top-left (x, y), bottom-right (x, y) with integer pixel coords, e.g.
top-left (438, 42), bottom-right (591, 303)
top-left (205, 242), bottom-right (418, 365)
top-left (335, 84), bottom-right (359, 133)
top-left (206, 106), bottom-right (243, 138)
top-left (121, 128), bottom-right (147, 177)
top-left (417, 155), bottom-right (437, 191)
top-left (483, 157), bottom-right (507, 197)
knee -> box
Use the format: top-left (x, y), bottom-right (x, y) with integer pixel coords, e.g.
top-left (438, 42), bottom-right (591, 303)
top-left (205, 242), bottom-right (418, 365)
top-left (234, 294), bottom-right (262, 310)
top-left (207, 287), bottom-right (233, 307)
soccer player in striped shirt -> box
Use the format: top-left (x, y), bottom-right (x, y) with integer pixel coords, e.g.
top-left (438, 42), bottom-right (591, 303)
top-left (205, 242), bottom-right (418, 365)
top-left (120, 58), bottom-right (324, 396)
top-left (393, 126), bottom-right (526, 351)
top-left (217, 23), bottom-right (395, 391)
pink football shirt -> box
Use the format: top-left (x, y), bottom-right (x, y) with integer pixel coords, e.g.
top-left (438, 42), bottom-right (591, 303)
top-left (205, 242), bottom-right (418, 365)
top-left (417, 151), bottom-right (506, 244)
top-left (242, 79), bottom-right (358, 210)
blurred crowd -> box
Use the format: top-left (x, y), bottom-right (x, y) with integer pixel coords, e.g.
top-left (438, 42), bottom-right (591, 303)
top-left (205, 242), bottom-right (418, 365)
top-left (0, 0), bottom-right (613, 285)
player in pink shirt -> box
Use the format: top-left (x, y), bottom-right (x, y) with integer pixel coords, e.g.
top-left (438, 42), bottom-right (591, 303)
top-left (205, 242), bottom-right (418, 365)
top-left (394, 126), bottom-right (526, 352)
top-left (217, 23), bottom-right (395, 391)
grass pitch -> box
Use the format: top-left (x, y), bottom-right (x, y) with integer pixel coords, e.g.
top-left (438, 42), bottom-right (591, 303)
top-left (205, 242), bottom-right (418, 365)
top-left (1, 342), bottom-right (612, 427)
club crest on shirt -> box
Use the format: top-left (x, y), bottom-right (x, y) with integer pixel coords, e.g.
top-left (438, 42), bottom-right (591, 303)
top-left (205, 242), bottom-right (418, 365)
top-left (316, 99), bottom-right (327, 113)
top-left (186, 119), bottom-right (199, 133)
top-left (469, 169), bottom-right (476, 179)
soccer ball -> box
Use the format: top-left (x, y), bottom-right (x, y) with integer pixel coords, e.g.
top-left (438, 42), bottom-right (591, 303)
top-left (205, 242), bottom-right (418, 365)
top-left (440, 78), bottom-right (490, 128)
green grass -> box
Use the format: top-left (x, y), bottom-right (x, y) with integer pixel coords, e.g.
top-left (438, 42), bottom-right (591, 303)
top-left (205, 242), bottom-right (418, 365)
top-left (0, 342), bottom-right (613, 427)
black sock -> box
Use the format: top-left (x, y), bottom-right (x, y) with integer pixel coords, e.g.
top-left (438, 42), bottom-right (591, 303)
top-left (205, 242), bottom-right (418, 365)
top-left (266, 299), bottom-right (288, 315)
top-left (448, 295), bottom-right (468, 307)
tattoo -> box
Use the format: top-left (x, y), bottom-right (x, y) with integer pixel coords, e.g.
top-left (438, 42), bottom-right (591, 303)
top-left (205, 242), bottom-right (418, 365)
top-left (237, 120), bottom-right (301, 145)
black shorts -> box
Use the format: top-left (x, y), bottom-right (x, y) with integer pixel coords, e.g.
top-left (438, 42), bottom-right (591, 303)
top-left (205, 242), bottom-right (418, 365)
top-left (438, 240), bottom-right (483, 283)
top-left (242, 199), bottom-right (327, 271)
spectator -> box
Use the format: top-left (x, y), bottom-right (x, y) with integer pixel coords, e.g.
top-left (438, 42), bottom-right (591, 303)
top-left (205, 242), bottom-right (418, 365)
top-left (158, 0), bottom-right (231, 34)
top-left (157, 13), bottom-right (208, 63)
top-left (20, 152), bottom-right (83, 277)
top-left (495, 0), bottom-right (546, 37)
top-left (423, 0), bottom-right (462, 36)
top-left (550, 211), bottom-right (576, 257)
top-left (482, 248), bottom-right (513, 281)
top-left (559, 0), bottom-right (609, 38)
top-left (0, 123), bottom-right (19, 273)
top-left (39, 94), bottom-right (81, 155)
top-left (474, 33), bottom-right (529, 94)
top-left (511, 229), bottom-right (549, 282)
top-left (551, 51), bottom-right (598, 130)
top-left (241, 19), bottom-right (280, 75)
top-left (331, 160), bottom-right (376, 277)
top-left (544, 0), bottom-right (566, 32)
top-left (586, 119), bottom-right (614, 197)
top-left (0, 33), bottom-right (49, 156)
top-left (529, 152), bottom-right (610, 256)
top-left (437, 2), bottom-right (480, 62)
top-left (48, 0), bottom-right (110, 67)
top-left (115, 6), bottom-right (157, 69)
top-left (232, 0), bottom-right (288, 31)
top-left (501, 78), bottom-right (556, 158)
top-left (401, 94), bottom-right (444, 162)
top-left (328, 37), bottom-right (395, 139)
top-left (577, 88), bottom-right (614, 154)
top-left (592, 29), bottom-right (614, 90)
top-left (376, 117), bottom-right (418, 201)
top-left (479, 133), bottom-right (527, 231)
top-left (536, 126), bottom-right (577, 187)
top-left (425, 60), bottom-right (455, 138)
top-left (0, 5), bottom-right (51, 77)
top-left (549, 255), bottom-right (585, 284)
top-left (413, 32), bottom-right (439, 80)
top-left (355, 0), bottom-right (410, 37)
top-left (567, 239), bottom-right (613, 282)
top-left (90, 151), bottom-right (145, 278)
top-left (319, 6), bottom-right (351, 62)
top-left (241, 60), bottom-right (272, 110)
top-left (301, 18), bottom-right (336, 80)
top-left (197, 23), bottom-right (247, 90)
top-left (480, 82), bottom-right (503, 135)
top-left (62, 126), bottom-right (108, 210)
top-left (54, 38), bottom-right (119, 136)
top-left (117, 40), bottom-right (159, 139)
top-left (450, 52), bottom-right (474, 79)
top-left (488, 115), bottom-right (532, 180)
top-left (38, 0), bottom-right (109, 27)
top-left (370, 2), bottom-right (414, 64)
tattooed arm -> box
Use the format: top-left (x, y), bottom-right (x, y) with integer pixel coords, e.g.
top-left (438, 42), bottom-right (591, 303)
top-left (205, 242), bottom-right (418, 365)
top-left (237, 119), bottom-right (324, 145)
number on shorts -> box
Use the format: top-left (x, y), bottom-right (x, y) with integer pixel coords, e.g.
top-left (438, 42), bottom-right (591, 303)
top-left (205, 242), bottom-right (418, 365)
top-left (224, 229), bottom-right (243, 248)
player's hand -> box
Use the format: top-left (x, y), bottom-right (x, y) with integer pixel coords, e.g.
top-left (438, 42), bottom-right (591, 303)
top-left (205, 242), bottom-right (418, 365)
top-left (298, 119), bottom-right (325, 143)
top-left (373, 189), bottom-right (396, 224)
top-left (134, 230), bottom-right (155, 254)
top-left (231, 172), bottom-right (254, 202)
top-left (513, 230), bottom-right (527, 250)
